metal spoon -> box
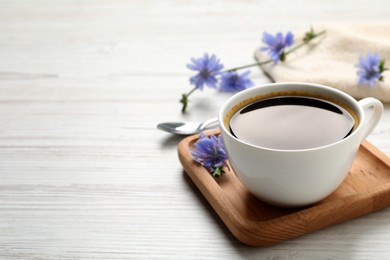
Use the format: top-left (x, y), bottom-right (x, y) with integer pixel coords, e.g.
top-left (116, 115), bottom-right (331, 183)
top-left (157, 117), bottom-right (219, 135)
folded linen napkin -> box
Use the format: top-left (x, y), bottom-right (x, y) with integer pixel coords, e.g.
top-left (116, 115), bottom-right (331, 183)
top-left (254, 24), bottom-right (390, 103)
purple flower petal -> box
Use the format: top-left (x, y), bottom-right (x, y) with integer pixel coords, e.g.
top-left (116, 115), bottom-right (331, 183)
top-left (356, 53), bottom-right (382, 87)
top-left (285, 31), bottom-right (294, 46)
top-left (260, 31), bottom-right (295, 63)
top-left (190, 133), bottom-right (228, 174)
top-left (219, 70), bottom-right (254, 92)
top-left (186, 53), bottom-right (224, 90)
top-left (262, 32), bottom-right (276, 46)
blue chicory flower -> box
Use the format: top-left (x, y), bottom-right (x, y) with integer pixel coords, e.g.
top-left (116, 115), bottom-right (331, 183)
top-left (260, 31), bottom-right (294, 63)
top-left (190, 133), bottom-right (229, 177)
top-left (219, 70), bottom-right (254, 92)
top-left (187, 53), bottom-right (224, 90)
top-left (355, 53), bottom-right (385, 87)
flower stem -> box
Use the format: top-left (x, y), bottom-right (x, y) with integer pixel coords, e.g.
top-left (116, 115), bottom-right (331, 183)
top-left (180, 28), bottom-right (326, 113)
top-left (285, 29), bottom-right (326, 56)
top-left (224, 29), bottom-right (326, 72)
top-left (180, 87), bottom-right (197, 113)
top-left (221, 59), bottom-right (274, 73)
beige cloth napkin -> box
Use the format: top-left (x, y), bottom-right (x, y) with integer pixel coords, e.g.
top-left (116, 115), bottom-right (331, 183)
top-left (254, 24), bottom-right (390, 103)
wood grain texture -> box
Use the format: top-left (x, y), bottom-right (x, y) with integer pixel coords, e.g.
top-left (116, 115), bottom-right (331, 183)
top-left (0, 0), bottom-right (390, 259)
top-left (178, 132), bottom-right (390, 246)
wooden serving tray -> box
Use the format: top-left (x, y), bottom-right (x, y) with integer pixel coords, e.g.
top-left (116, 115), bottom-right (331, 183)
top-left (178, 130), bottom-right (390, 246)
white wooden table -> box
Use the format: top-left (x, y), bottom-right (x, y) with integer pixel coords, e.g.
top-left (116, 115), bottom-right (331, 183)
top-left (1, 1), bottom-right (390, 259)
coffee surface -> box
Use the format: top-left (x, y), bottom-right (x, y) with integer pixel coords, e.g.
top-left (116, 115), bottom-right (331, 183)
top-left (229, 96), bottom-right (355, 150)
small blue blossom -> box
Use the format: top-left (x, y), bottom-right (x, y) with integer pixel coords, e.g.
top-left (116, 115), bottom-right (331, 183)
top-left (190, 133), bottom-right (229, 177)
top-left (260, 31), bottom-right (294, 63)
top-left (219, 70), bottom-right (254, 92)
top-left (356, 53), bottom-right (387, 87)
top-left (187, 53), bottom-right (224, 90)
top-left (180, 28), bottom-right (326, 113)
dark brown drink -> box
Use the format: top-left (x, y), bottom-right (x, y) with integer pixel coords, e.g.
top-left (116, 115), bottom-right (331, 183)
top-left (229, 96), bottom-right (355, 150)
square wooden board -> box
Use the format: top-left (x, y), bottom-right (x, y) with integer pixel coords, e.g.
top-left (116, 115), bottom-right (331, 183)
top-left (178, 130), bottom-right (390, 246)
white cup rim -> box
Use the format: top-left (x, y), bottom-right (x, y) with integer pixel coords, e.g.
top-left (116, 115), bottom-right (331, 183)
top-left (218, 82), bottom-right (365, 153)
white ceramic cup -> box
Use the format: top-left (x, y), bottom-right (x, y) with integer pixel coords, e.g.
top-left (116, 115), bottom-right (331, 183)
top-left (219, 82), bottom-right (383, 207)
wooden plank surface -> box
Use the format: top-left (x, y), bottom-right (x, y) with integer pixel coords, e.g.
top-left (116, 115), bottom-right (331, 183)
top-left (0, 0), bottom-right (390, 259)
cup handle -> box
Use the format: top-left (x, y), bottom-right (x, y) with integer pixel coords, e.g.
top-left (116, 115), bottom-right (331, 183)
top-left (358, 97), bottom-right (383, 141)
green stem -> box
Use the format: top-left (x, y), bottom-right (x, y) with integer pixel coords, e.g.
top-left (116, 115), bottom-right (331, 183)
top-left (186, 87), bottom-right (197, 97)
top-left (285, 30), bottom-right (326, 55)
top-left (180, 87), bottom-right (197, 113)
top-left (223, 29), bottom-right (326, 72)
top-left (180, 28), bottom-right (326, 113)
top-left (221, 59), bottom-right (274, 73)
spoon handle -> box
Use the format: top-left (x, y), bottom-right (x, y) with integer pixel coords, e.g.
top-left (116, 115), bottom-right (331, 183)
top-left (198, 117), bottom-right (219, 131)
